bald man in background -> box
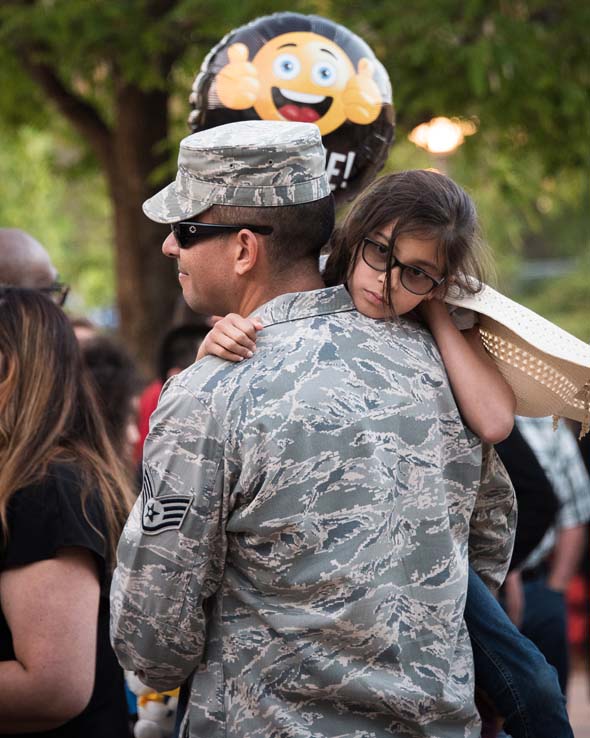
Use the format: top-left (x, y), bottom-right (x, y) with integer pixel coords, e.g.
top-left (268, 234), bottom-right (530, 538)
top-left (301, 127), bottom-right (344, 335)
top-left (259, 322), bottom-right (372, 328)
top-left (0, 228), bottom-right (58, 288)
top-left (0, 228), bottom-right (68, 304)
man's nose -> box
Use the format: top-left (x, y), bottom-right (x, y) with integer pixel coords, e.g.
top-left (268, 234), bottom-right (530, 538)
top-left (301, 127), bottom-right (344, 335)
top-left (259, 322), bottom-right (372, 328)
top-left (162, 231), bottom-right (180, 258)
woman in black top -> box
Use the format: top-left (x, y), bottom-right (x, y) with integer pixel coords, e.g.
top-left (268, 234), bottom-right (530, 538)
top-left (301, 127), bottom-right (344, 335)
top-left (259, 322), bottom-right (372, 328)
top-left (0, 288), bottom-right (135, 736)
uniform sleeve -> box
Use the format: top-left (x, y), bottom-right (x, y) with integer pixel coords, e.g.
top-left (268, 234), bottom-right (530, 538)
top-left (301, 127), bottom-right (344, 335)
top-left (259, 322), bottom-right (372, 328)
top-left (110, 378), bottom-right (229, 692)
top-left (468, 443), bottom-right (517, 591)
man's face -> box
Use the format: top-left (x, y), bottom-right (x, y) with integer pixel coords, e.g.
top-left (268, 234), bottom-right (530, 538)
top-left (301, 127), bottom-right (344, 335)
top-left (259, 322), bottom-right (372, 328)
top-left (162, 213), bottom-right (235, 315)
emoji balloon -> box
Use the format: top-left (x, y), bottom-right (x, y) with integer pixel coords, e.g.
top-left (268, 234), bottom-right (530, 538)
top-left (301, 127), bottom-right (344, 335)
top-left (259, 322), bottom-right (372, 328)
top-left (189, 12), bottom-right (394, 205)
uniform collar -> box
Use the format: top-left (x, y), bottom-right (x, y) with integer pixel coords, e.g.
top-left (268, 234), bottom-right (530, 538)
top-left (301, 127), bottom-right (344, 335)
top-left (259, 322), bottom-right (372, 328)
top-left (250, 285), bottom-right (356, 328)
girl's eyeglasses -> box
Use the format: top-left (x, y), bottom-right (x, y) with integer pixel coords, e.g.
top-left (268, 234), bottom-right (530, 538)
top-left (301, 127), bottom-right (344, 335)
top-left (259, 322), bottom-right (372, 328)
top-left (361, 238), bottom-right (444, 296)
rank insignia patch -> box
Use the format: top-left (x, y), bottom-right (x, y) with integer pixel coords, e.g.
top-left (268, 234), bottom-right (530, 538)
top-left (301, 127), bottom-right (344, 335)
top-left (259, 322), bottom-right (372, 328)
top-left (141, 466), bottom-right (192, 535)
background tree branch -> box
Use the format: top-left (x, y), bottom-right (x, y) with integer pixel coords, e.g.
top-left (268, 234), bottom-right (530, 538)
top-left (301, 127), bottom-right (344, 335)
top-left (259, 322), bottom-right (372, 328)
top-left (20, 54), bottom-right (113, 171)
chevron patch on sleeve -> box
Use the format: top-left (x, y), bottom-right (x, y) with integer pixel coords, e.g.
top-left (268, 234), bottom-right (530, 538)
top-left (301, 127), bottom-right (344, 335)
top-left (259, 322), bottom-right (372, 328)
top-left (140, 465), bottom-right (192, 535)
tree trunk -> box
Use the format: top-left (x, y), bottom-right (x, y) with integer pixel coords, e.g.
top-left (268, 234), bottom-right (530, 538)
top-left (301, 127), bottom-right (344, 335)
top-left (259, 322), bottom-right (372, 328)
top-left (107, 83), bottom-right (180, 376)
top-left (17, 49), bottom-right (187, 376)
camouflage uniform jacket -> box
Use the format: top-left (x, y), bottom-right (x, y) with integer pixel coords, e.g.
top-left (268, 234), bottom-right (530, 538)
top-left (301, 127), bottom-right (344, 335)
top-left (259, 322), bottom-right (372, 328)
top-left (111, 285), bottom-right (516, 738)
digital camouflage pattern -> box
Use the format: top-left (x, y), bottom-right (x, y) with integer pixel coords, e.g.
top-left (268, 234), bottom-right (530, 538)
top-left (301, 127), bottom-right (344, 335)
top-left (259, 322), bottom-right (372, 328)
top-left (143, 120), bottom-right (331, 223)
top-left (111, 285), bottom-right (516, 738)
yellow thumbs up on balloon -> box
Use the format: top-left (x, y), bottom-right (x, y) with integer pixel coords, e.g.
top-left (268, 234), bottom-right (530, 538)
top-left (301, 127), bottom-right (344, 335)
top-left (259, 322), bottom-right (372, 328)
top-left (342, 58), bottom-right (382, 125)
top-left (216, 43), bottom-right (261, 110)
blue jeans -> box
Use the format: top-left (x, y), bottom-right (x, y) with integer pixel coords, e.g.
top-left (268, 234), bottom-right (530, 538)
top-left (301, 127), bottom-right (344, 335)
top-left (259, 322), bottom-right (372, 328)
top-left (520, 576), bottom-right (569, 693)
top-left (466, 567), bottom-right (573, 738)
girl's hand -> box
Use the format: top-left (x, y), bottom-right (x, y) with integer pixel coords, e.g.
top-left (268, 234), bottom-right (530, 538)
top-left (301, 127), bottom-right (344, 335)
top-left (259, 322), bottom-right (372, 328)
top-left (416, 296), bottom-right (450, 328)
top-left (196, 313), bottom-right (263, 363)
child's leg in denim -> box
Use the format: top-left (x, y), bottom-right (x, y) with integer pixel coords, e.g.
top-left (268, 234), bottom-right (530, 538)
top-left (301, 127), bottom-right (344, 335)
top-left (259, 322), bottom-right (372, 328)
top-left (466, 567), bottom-right (573, 738)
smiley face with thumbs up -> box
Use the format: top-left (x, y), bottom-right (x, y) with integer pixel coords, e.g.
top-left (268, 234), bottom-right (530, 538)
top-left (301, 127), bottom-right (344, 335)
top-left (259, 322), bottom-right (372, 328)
top-left (214, 31), bottom-right (383, 136)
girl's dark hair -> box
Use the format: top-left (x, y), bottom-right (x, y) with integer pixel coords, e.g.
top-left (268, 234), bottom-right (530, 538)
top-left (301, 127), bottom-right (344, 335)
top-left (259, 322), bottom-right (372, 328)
top-left (0, 288), bottom-right (134, 569)
top-left (324, 170), bottom-right (492, 313)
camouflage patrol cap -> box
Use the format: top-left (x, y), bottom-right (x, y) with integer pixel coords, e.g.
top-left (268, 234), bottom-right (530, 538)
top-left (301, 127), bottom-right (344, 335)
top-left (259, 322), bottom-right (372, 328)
top-left (143, 120), bottom-right (330, 224)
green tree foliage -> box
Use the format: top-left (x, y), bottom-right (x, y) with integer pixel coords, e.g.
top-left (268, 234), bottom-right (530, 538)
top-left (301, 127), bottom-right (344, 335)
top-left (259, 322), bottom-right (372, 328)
top-left (0, 121), bottom-right (114, 309)
top-left (0, 0), bottom-right (587, 365)
top-left (520, 265), bottom-right (590, 343)
top-left (336, 0), bottom-right (590, 173)
top-left (0, 0), bottom-right (330, 369)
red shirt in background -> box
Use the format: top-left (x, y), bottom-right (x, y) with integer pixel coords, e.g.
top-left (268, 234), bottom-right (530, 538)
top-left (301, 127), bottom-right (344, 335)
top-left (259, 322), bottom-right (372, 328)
top-left (134, 379), bottom-right (163, 464)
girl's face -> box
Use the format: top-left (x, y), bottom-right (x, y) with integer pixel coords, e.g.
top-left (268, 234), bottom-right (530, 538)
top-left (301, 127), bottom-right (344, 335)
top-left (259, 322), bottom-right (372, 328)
top-left (347, 221), bottom-right (445, 319)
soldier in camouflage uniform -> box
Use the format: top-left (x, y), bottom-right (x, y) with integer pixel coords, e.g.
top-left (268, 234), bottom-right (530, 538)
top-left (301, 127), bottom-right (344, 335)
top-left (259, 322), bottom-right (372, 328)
top-left (110, 120), bottom-right (516, 737)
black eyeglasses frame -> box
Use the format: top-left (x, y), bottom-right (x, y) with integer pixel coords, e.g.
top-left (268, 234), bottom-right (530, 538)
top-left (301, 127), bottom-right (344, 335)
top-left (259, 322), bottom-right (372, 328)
top-left (39, 281), bottom-right (70, 307)
top-left (361, 238), bottom-right (445, 296)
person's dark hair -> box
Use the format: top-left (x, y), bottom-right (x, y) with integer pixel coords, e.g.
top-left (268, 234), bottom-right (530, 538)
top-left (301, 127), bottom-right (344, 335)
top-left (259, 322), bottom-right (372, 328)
top-left (158, 324), bottom-right (209, 383)
top-left (208, 195), bottom-right (335, 273)
top-left (0, 288), bottom-right (134, 569)
top-left (81, 335), bottom-right (140, 449)
top-left (324, 170), bottom-right (492, 314)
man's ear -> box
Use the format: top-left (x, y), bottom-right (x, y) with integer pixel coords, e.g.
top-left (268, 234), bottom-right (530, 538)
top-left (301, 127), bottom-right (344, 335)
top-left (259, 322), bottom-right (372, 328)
top-left (233, 229), bottom-right (259, 276)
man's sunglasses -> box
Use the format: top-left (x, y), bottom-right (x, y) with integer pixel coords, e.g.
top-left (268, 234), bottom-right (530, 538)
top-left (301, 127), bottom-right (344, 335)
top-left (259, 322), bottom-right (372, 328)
top-left (171, 221), bottom-right (273, 249)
